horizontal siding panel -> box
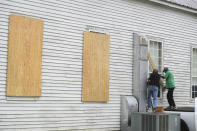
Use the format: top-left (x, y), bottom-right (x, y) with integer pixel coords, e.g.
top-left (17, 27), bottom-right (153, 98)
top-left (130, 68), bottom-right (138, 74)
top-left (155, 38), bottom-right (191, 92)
top-left (1, 1), bottom-right (197, 37)
top-left (7, 0), bottom-right (197, 30)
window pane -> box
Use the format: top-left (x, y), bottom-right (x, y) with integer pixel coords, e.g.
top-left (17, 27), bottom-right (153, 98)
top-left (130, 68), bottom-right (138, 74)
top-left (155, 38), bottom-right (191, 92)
top-left (150, 49), bottom-right (154, 55)
top-left (193, 48), bottom-right (197, 55)
top-left (154, 58), bottom-right (159, 67)
top-left (192, 77), bottom-right (197, 85)
top-left (193, 48), bottom-right (195, 54)
top-left (192, 63), bottom-right (195, 68)
top-left (195, 69), bottom-right (197, 76)
top-left (194, 63), bottom-right (197, 71)
top-left (192, 68), bottom-right (196, 76)
top-left (192, 92), bottom-right (195, 98)
top-left (150, 41), bottom-right (154, 48)
top-left (195, 92), bottom-right (197, 98)
top-left (192, 85), bottom-right (197, 98)
top-left (158, 42), bottom-right (162, 49)
top-left (159, 50), bottom-right (162, 58)
top-left (192, 47), bottom-right (197, 76)
top-left (159, 57), bottom-right (162, 66)
top-left (154, 42), bottom-right (158, 49)
top-left (193, 55), bottom-right (197, 62)
top-left (154, 49), bottom-right (159, 57)
top-left (195, 85), bottom-right (197, 91)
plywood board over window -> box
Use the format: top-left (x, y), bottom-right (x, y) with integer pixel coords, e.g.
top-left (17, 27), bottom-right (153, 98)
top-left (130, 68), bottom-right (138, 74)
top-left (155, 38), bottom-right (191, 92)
top-left (82, 32), bottom-right (110, 102)
top-left (6, 15), bottom-right (44, 96)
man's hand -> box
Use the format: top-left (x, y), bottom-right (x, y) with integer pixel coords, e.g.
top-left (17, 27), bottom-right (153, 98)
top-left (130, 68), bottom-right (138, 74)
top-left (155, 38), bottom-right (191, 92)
top-left (162, 86), bottom-right (166, 92)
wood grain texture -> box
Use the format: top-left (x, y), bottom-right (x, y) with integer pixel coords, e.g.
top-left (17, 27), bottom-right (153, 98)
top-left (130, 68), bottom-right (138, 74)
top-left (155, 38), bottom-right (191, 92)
top-left (6, 15), bottom-right (44, 96)
top-left (147, 52), bottom-right (156, 69)
top-left (82, 32), bottom-right (110, 102)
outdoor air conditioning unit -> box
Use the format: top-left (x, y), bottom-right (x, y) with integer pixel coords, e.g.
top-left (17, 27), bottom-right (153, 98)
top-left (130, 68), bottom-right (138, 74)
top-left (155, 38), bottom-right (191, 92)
top-left (131, 112), bottom-right (180, 131)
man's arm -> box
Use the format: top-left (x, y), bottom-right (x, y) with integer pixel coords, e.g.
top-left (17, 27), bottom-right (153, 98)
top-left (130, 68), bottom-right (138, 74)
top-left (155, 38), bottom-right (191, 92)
top-left (164, 72), bottom-right (169, 79)
top-left (160, 75), bottom-right (165, 79)
top-left (147, 73), bottom-right (153, 84)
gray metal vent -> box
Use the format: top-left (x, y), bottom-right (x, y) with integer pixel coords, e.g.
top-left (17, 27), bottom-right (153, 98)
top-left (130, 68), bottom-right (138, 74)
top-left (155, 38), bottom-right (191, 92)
top-left (120, 96), bottom-right (138, 131)
top-left (131, 112), bottom-right (180, 131)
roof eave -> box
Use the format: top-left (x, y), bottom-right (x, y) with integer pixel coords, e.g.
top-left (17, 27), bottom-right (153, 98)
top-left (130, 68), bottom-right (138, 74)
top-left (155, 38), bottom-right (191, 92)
top-left (149, 0), bottom-right (197, 15)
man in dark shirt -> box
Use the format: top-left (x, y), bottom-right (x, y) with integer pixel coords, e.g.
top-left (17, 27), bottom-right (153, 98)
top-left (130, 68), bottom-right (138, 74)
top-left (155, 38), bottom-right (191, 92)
top-left (147, 69), bottom-right (161, 112)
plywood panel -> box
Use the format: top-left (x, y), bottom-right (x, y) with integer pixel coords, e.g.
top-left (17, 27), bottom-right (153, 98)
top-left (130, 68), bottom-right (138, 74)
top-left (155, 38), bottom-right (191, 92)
top-left (147, 52), bottom-right (156, 69)
top-left (6, 15), bottom-right (44, 96)
top-left (82, 32), bottom-right (110, 102)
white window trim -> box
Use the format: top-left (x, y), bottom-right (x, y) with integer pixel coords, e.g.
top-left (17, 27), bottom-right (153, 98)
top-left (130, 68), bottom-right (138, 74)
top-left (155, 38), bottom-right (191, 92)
top-left (147, 36), bottom-right (164, 99)
top-left (191, 45), bottom-right (197, 99)
top-left (86, 26), bottom-right (110, 35)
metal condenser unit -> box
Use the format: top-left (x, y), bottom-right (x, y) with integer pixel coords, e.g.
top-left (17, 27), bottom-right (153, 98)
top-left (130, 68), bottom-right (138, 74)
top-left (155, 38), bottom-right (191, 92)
top-left (131, 112), bottom-right (180, 131)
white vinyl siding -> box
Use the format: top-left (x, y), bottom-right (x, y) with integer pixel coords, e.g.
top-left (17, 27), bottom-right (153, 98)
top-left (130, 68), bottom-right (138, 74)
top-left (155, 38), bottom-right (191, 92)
top-left (0, 0), bottom-right (197, 130)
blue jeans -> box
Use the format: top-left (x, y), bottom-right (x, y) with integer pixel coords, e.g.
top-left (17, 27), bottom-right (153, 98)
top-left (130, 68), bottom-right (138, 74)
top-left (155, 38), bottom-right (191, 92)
top-left (148, 85), bottom-right (158, 109)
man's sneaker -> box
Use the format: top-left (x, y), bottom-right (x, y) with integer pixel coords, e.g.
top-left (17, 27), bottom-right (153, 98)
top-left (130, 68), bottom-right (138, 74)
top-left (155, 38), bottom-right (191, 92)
top-left (147, 108), bottom-right (152, 112)
top-left (171, 106), bottom-right (177, 111)
top-left (164, 106), bottom-right (172, 111)
top-left (164, 106), bottom-right (176, 111)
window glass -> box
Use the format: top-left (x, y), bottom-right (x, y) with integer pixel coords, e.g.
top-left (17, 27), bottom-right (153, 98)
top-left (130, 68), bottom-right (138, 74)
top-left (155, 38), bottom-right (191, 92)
top-left (192, 48), bottom-right (197, 98)
top-left (148, 40), bottom-right (162, 74)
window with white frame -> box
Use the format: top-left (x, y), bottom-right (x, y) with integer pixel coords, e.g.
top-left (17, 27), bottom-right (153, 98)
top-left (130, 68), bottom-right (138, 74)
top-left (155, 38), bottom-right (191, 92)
top-left (148, 40), bottom-right (163, 97)
top-left (192, 48), bottom-right (197, 98)
top-left (148, 40), bottom-right (163, 74)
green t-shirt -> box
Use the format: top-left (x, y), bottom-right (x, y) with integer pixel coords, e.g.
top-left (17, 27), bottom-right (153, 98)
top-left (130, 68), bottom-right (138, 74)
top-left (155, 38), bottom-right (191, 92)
top-left (164, 71), bottom-right (175, 88)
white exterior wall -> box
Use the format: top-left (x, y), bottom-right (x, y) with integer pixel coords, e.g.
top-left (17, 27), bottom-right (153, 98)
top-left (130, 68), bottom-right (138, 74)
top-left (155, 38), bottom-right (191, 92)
top-left (0, 0), bottom-right (197, 130)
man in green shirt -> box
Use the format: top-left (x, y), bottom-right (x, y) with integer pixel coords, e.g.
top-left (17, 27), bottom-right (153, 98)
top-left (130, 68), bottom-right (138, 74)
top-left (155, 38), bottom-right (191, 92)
top-left (163, 67), bottom-right (176, 110)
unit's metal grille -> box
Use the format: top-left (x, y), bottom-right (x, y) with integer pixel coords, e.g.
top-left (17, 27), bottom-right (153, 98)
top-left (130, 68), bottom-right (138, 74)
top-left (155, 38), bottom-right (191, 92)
top-left (141, 114), bottom-right (168, 131)
top-left (159, 115), bottom-right (168, 131)
top-left (142, 114), bottom-right (156, 131)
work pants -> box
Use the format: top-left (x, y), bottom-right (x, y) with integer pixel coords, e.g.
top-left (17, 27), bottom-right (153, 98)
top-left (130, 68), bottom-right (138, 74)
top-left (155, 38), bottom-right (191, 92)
top-left (147, 85), bottom-right (158, 109)
top-left (167, 88), bottom-right (176, 107)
